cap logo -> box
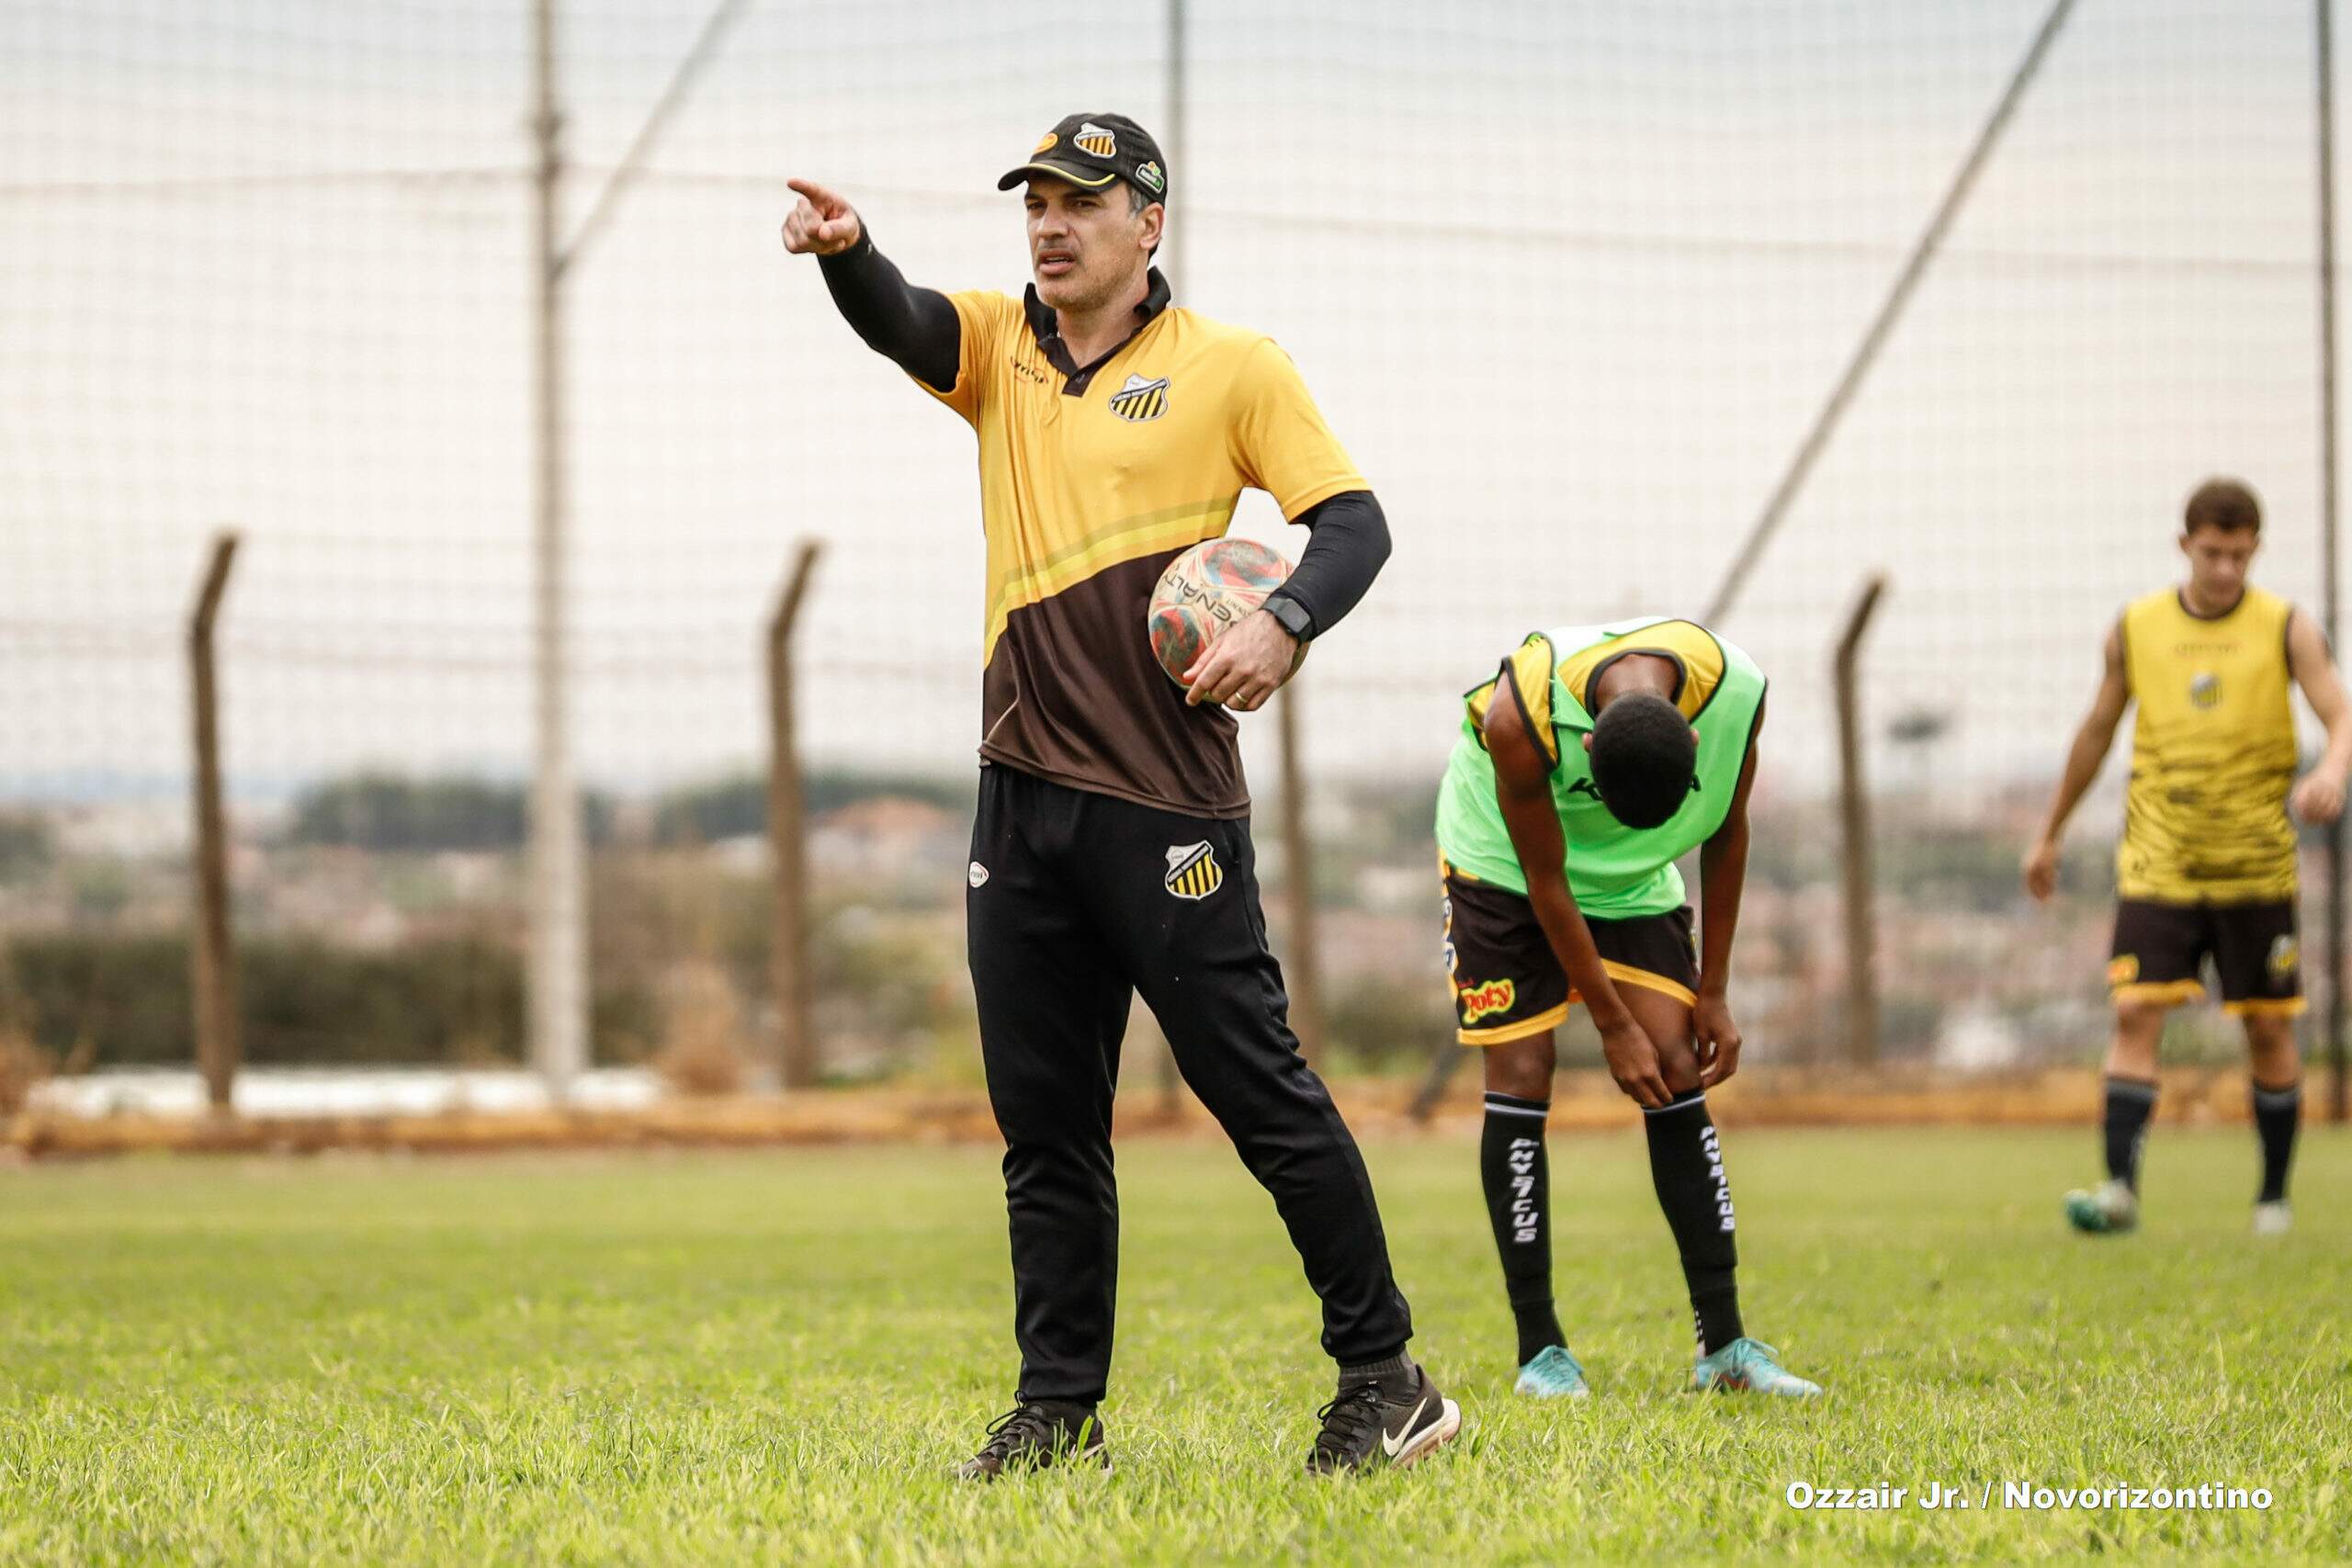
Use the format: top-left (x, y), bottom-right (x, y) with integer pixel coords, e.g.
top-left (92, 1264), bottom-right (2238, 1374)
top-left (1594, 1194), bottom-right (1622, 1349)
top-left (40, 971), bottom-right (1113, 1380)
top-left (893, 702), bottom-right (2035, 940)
top-left (1074, 122), bottom-right (1119, 159)
top-left (1134, 159), bottom-right (1165, 195)
top-left (1032, 131), bottom-right (1057, 155)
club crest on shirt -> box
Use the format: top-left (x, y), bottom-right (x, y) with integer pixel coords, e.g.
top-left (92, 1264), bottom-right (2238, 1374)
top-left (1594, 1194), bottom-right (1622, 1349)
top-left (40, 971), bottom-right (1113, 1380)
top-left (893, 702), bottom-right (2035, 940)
top-left (1164, 841), bottom-right (1223, 899)
top-left (1108, 373), bottom-right (1170, 423)
top-left (2189, 671), bottom-right (2221, 708)
top-left (1074, 122), bottom-right (1119, 159)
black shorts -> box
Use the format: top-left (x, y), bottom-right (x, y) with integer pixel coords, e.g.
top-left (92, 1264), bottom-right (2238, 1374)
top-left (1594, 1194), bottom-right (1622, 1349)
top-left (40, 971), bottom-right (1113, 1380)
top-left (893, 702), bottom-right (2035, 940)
top-left (2108, 897), bottom-right (2303, 1016)
top-left (1440, 856), bottom-right (1699, 1045)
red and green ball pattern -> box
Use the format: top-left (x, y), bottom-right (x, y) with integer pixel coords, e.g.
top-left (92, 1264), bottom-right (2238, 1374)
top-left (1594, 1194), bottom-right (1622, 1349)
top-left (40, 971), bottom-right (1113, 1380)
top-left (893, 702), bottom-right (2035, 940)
top-left (1148, 537), bottom-right (1292, 688)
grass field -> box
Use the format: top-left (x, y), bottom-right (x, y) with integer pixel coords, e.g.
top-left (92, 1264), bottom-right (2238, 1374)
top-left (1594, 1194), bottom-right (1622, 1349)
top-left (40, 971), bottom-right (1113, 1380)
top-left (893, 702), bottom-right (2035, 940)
top-left (3, 1125), bottom-right (2348, 1563)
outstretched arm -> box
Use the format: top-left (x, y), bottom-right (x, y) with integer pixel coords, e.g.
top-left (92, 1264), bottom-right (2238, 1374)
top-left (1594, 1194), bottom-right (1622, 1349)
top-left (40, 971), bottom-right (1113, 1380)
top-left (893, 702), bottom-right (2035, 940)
top-left (2024, 622), bottom-right (2131, 901)
top-left (1485, 674), bottom-right (1671, 1108)
top-left (2289, 609), bottom-right (2352, 825)
top-left (783, 179), bottom-right (961, 393)
top-left (1692, 713), bottom-right (1763, 1089)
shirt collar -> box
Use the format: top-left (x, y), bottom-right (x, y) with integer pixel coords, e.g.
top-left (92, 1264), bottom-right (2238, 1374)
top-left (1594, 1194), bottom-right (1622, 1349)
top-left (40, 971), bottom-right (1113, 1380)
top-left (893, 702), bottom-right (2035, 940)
top-left (1023, 266), bottom-right (1173, 384)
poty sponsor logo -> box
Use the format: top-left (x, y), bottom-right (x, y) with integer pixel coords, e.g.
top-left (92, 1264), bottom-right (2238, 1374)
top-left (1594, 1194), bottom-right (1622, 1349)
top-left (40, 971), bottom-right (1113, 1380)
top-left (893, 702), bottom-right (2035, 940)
top-left (1458, 978), bottom-right (1516, 1024)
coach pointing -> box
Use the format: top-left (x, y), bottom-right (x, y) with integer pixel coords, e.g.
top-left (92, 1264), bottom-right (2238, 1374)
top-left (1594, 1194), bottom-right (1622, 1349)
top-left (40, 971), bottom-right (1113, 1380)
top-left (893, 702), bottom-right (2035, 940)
top-left (783, 112), bottom-right (1457, 1476)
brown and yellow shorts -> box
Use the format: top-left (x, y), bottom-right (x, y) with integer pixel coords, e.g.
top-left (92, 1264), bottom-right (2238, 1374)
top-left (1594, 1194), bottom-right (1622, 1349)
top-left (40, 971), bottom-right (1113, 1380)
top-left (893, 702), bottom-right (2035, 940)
top-left (1440, 857), bottom-right (1699, 1045)
top-left (2109, 897), bottom-right (2303, 1016)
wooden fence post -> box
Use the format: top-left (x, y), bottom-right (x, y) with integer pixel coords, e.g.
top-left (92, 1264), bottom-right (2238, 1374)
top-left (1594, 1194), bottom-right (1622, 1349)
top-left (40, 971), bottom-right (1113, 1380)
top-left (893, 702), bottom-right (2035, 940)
top-left (188, 532), bottom-right (241, 1114)
top-left (1835, 573), bottom-right (1890, 1066)
top-left (1278, 679), bottom-right (1326, 1067)
top-left (768, 541), bottom-right (822, 1089)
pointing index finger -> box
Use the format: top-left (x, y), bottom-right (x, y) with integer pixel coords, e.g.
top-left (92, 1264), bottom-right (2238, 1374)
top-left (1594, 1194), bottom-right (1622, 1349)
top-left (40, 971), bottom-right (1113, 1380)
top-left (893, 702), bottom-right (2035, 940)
top-left (786, 177), bottom-right (845, 216)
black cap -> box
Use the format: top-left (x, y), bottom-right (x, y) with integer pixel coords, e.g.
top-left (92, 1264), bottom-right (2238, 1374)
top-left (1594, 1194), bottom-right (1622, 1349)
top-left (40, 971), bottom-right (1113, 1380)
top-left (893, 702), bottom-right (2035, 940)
top-left (997, 112), bottom-right (1169, 205)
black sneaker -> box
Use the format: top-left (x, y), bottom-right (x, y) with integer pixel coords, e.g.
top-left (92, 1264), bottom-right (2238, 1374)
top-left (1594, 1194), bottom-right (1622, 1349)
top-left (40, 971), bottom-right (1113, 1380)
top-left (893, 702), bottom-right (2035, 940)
top-left (1306, 1364), bottom-right (1462, 1475)
top-left (955, 1403), bottom-right (1110, 1481)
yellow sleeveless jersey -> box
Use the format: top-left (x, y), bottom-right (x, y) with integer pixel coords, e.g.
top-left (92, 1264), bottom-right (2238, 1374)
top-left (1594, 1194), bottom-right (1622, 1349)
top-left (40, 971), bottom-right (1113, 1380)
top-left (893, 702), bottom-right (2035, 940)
top-left (2117, 586), bottom-right (2300, 903)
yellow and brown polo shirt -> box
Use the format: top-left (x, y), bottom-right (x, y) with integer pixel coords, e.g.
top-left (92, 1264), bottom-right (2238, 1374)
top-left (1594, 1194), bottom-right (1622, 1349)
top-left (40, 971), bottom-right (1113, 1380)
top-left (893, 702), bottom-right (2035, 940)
top-left (919, 270), bottom-right (1363, 817)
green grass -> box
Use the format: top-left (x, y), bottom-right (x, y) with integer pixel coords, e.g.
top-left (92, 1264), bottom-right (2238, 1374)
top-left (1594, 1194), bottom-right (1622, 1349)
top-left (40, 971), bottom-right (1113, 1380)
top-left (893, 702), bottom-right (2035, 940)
top-left (3, 1126), bottom-right (2348, 1563)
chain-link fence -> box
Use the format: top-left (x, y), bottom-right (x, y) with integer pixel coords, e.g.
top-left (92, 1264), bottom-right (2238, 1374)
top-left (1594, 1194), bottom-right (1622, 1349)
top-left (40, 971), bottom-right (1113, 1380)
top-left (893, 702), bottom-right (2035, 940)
top-left (3, 1), bottom-right (2341, 1096)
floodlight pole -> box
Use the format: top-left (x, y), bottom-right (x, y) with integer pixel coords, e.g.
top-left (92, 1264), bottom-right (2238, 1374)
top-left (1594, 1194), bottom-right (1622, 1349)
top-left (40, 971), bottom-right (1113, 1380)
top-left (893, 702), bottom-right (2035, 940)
top-left (1156, 0), bottom-right (1190, 1115)
top-left (2320, 0), bottom-right (2347, 1122)
top-left (526, 0), bottom-right (756, 1097)
top-left (529, 0), bottom-right (589, 1096)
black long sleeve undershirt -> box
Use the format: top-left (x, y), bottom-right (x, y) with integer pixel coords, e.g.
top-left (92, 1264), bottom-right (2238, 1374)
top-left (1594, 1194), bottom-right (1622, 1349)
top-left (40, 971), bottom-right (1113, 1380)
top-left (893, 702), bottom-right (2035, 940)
top-left (815, 227), bottom-right (1389, 638)
top-left (1269, 490), bottom-right (1391, 639)
top-left (815, 227), bottom-right (962, 393)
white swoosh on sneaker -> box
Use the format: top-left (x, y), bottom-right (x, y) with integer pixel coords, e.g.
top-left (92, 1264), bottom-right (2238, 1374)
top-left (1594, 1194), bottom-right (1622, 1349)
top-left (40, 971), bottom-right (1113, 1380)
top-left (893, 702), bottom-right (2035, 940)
top-left (1379, 1393), bottom-right (1430, 1460)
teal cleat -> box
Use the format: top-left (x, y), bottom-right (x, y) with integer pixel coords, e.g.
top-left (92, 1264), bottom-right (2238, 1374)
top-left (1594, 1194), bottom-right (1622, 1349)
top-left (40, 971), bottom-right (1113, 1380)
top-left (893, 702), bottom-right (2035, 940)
top-left (1690, 1337), bottom-right (1822, 1398)
top-left (2064, 1178), bottom-right (2139, 1235)
top-left (1513, 1345), bottom-right (1590, 1400)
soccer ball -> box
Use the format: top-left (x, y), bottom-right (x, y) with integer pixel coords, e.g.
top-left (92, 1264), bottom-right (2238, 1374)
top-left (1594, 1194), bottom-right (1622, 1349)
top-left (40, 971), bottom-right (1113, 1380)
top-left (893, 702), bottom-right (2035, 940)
top-left (1147, 537), bottom-right (1299, 692)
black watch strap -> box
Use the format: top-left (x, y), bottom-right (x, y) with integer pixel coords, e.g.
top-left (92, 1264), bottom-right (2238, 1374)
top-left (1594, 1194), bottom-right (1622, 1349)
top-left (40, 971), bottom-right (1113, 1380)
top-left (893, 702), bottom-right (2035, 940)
top-left (1264, 591), bottom-right (1316, 642)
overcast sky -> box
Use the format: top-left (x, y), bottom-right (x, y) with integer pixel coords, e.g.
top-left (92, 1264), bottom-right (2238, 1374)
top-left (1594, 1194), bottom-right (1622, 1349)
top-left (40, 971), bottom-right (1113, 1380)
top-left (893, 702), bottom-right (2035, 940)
top-left (2, 0), bottom-right (2340, 814)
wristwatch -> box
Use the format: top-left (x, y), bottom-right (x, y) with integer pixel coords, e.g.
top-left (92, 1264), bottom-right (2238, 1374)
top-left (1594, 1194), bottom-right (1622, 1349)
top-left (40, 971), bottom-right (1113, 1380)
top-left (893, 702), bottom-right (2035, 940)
top-left (1263, 592), bottom-right (1316, 643)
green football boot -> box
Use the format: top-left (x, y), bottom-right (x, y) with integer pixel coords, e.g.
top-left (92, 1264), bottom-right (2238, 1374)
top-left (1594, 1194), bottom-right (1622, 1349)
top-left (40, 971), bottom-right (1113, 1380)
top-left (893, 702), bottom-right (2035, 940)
top-left (1690, 1337), bottom-right (1822, 1398)
top-left (1513, 1345), bottom-right (1590, 1400)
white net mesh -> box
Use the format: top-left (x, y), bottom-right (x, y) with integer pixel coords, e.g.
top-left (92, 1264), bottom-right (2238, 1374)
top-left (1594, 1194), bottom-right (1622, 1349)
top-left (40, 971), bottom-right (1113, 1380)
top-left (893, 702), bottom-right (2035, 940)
top-left (1, 0), bottom-right (2338, 1073)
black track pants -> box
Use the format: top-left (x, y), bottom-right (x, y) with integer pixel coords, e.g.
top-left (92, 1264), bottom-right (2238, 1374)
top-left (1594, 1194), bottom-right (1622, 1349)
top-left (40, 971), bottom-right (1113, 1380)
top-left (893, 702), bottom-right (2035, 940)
top-left (967, 764), bottom-right (1413, 1406)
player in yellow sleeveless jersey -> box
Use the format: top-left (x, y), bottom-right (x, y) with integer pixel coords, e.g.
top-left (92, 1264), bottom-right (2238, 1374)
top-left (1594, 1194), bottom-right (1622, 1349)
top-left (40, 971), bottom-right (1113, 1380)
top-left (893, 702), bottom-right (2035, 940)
top-left (2024, 479), bottom-right (2352, 1236)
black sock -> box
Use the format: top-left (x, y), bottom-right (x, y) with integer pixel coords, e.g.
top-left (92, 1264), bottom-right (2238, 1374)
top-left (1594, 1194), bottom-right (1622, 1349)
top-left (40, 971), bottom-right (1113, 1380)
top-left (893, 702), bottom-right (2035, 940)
top-left (1643, 1089), bottom-right (1742, 1356)
top-left (1337, 1350), bottom-right (1418, 1401)
top-left (2103, 1077), bottom-right (2158, 1190)
top-left (1481, 1091), bottom-right (1564, 1366)
top-left (2252, 1078), bottom-right (2301, 1203)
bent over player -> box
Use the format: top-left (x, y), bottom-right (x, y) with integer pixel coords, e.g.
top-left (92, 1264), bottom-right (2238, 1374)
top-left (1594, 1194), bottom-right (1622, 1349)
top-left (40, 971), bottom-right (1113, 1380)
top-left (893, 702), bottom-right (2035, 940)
top-left (2025, 479), bottom-right (2352, 1236)
top-left (783, 113), bottom-right (1458, 1475)
top-left (1433, 615), bottom-right (1821, 1399)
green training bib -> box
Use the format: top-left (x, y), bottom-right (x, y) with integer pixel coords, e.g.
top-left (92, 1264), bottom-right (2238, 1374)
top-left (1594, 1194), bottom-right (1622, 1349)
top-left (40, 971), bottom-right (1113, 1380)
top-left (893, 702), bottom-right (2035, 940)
top-left (1433, 616), bottom-right (1766, 918)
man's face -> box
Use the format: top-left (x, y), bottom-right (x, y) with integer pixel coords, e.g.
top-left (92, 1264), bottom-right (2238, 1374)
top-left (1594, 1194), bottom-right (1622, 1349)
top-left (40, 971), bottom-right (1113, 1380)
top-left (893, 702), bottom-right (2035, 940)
top-left (1023, 175), bottom-right (1160, 312)
top-left (2180, 525), bottom-right (2258, 604)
